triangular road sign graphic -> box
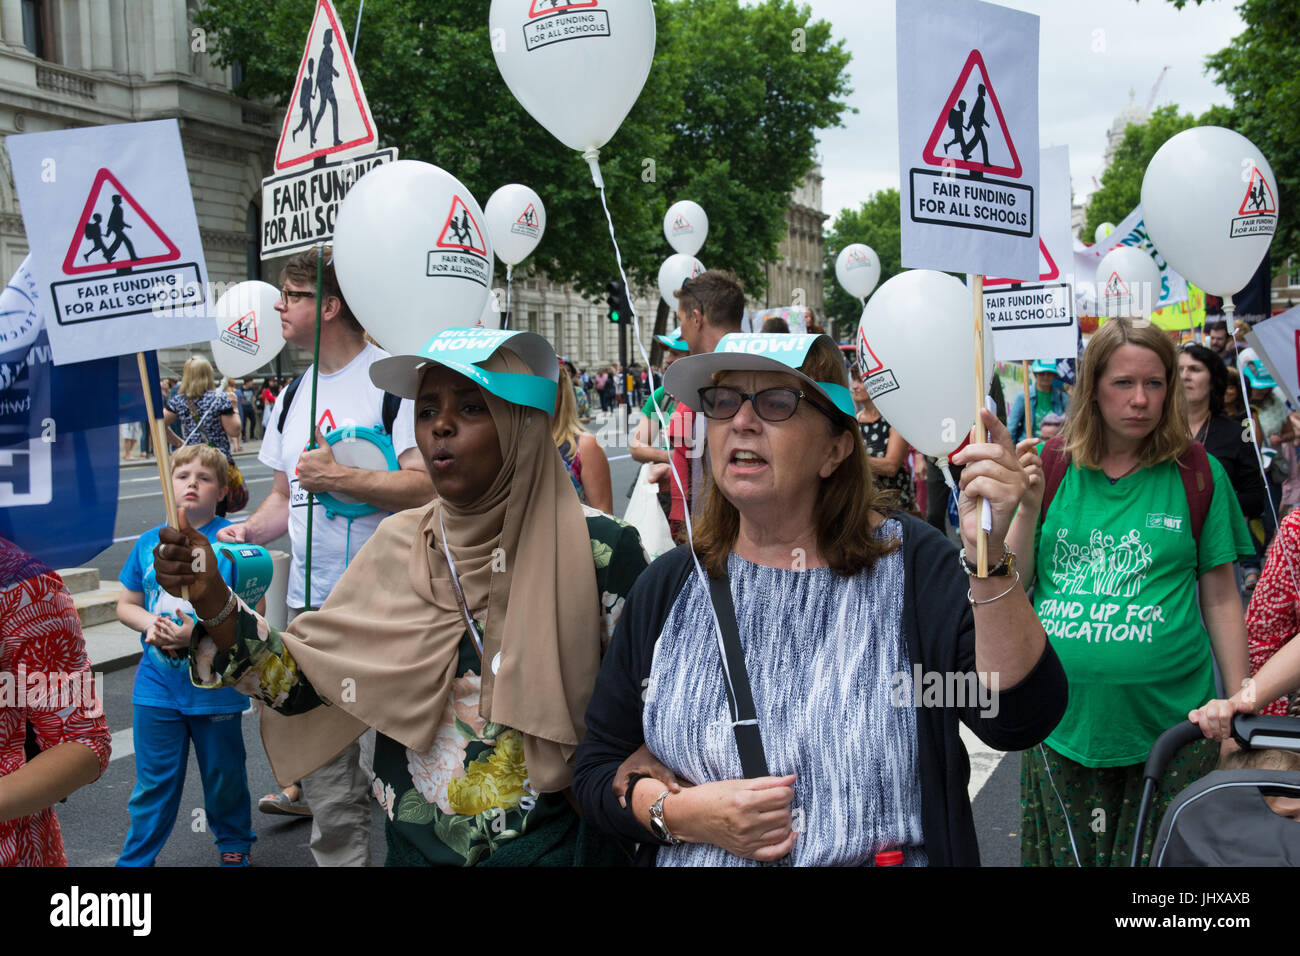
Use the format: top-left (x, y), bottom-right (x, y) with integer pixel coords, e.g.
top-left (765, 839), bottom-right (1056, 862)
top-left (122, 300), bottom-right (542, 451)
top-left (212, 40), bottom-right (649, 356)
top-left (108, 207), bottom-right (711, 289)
top-left (318, 409), bottom-right (336, 433)
top-left (1238, 166), bottom-right (1277, 216)
top-left (1103, 271), bottom-right (1129, 297)
top-left (857, 328), bottom-right (884, 376)
top-left (985, 239), bottom-right (1058, 286)
top-left (436, 197), bottom-right (488, 255)
top-left (227, 311), bottom-right (258, 343)
top-left (528, 0), bottom-right (598, 17)
top-left (60, 168), bottom-right (181, 276)
top-left (922, 49), bottom-right (1023, 178)
top-left (274, 0), bottom-right (377, 172)
top-left (672, 215), bottom-right (692, 233)
top-left (846, 249), bottom-right (871, 268)
top-left (516, 203), bottom-right (539, 227)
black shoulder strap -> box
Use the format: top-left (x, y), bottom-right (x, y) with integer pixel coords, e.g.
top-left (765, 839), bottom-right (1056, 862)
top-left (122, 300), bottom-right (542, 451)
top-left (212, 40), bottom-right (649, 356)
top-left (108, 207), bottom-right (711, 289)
top-left (706, 572), bottom-right (769, 779)
top-left (276, 372), bottom-right (306, 434)
top-left (381, 391), bottom-right (402, 436)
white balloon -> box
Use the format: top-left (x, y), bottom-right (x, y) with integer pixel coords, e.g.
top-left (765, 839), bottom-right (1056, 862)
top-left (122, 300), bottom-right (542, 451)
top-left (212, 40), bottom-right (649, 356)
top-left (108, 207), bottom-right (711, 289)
top-left (334, 161), bottom-right (492, 356)
top-left (1096, 246), bottom-right (1162, 320)
top-left (664, 200), bottom-right (708, 256)
top-left (835, 244), bottom-right (881, 300)
top-left (209, 281), bottom-right (285, 378)
top-left (486, 184), bottom-right (546, 267)
top-left (1094, 222), bottom-right (1116, 245)
top-left (856, 270), bottom-right (993, 459)
top-left (489, 0), bottom-right (656, 154)
top-left (658, 254), bottom-right (705, 311)
top-left (1141, 126), bottom-right (1279, 297)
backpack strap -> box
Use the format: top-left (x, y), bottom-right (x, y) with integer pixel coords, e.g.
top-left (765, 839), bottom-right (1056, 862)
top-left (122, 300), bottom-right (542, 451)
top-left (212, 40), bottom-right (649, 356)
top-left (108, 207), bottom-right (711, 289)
top-left (1039, 436), bottom-right (1070, 520)
top-left (275, 372), bottom-right (306, 435)
top-left (1177, 442), bottom-right (1214, 545)
top-left (381, 391), bottom-right (402, 437)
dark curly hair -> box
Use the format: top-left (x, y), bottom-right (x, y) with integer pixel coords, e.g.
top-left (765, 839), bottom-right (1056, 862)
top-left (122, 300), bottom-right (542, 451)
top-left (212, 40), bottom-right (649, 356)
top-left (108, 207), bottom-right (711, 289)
top-left (1179, 342), bottom-right (1226, 418)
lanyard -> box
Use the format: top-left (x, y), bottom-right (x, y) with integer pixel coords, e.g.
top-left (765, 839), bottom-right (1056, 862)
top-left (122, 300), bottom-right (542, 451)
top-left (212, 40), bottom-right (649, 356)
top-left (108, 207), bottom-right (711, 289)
top-left (437, 506), bottom-right (485, 660)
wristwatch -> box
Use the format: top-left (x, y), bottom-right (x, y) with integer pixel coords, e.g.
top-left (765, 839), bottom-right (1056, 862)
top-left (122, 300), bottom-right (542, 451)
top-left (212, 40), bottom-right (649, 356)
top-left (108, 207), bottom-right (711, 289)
top-left (958, 546), bottom-right (1016, 579)
top-left (648, 789), bottom-right (681, 845)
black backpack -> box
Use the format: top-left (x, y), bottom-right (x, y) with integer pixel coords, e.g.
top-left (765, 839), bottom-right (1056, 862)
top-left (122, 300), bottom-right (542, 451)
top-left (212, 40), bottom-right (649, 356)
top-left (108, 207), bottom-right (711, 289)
top-left (276, 371), bottom-right (403, 440)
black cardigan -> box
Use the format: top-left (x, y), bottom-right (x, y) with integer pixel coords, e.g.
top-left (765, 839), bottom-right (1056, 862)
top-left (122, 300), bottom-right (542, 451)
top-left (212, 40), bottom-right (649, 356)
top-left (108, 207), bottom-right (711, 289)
top-left (572, 512), bottom-right (1068, 866)
top-left (1201, 414), bottom-right (1268, 520)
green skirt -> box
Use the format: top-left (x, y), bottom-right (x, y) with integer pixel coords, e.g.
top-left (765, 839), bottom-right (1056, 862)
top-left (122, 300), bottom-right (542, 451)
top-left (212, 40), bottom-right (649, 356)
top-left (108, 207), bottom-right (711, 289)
top-left (1019, 738), bottom-right (1219, 867)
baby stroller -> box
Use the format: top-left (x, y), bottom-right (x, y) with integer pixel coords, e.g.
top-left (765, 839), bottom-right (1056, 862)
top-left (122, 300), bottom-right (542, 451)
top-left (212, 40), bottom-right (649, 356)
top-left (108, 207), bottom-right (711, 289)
top-left (1132, 715), bottom-right (1300, 866)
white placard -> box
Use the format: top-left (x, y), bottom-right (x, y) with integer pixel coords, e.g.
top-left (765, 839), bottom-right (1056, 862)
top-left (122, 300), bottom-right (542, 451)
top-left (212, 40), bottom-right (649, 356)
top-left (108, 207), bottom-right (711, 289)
top-left (897, 0), bottom-right (1040, 280)
top-left (1076, 203), bottom-right (1189, 312)
top-left (6, 119), bottom-right (213, 366)
top-left (260, 148), bottom-right (396, 258)
top-left (985, 146), bottom-right (1077, 361)
top-left (1244, 306), bottom-right (1300, 410)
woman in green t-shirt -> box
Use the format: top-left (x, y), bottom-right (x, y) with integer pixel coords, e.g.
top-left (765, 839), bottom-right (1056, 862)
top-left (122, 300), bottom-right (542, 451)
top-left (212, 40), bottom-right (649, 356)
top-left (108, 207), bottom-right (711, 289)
top-left (1007, 318), bottom-right (1254, 867)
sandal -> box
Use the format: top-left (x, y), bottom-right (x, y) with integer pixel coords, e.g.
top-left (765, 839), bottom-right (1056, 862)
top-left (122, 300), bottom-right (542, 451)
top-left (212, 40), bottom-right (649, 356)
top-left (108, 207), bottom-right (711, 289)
top-left (258, 789), bottom-right (312, 817)
top-left (1242, 570), bottom-right (1260, 594)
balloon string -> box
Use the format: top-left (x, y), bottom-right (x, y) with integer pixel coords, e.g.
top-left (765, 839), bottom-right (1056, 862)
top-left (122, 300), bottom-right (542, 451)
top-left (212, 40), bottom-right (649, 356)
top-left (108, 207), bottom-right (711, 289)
top-left (1229, 299), bottom-right (1297, 600)
top-left (590, 156), bottom-right (724, 643)
top-left (504, 264), bottom-right (513, 331)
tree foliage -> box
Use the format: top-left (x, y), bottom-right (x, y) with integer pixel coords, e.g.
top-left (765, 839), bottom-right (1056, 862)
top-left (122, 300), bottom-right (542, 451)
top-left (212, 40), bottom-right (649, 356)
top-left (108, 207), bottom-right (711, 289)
top-left (195, 0), bottom-right (852, 302)
top-left (1084, 104), bottom-right (1207, 238)
top-left (822, 189), bottom-right (901, 340)
top-left (1158, 0), bottom-right (1298, 266)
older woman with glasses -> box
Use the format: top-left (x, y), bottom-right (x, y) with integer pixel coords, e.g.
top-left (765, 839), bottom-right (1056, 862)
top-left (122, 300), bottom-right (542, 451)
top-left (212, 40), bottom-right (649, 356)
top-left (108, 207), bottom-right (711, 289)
top-left (572, 333), bottom-right (1067, 866)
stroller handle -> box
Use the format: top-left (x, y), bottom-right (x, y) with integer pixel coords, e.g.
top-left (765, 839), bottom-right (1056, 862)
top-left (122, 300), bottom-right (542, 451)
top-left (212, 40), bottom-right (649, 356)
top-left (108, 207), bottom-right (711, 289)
top-left (1131, 713), bottom-right (1300, 867)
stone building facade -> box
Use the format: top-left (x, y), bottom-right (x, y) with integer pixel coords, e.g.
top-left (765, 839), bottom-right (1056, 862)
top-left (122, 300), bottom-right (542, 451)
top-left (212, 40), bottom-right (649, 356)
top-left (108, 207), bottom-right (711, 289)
top-left (0, 0), bottom-right (276, 378)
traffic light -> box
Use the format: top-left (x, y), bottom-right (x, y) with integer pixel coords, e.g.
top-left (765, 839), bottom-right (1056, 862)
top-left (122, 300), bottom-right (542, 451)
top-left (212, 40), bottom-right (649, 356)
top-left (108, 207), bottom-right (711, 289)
top-left (605, 277), bottom-right (630, 324)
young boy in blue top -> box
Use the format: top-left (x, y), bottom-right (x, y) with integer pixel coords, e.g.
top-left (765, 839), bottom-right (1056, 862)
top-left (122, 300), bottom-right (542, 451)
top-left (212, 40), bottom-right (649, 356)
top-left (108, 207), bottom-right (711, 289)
top-left (114, 444), bottom-right (256, 867)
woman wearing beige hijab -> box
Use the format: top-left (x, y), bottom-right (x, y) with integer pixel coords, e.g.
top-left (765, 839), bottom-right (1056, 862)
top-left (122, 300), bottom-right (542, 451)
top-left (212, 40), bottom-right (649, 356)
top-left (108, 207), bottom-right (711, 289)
top-left (152, 330), bottom-right (648, 866)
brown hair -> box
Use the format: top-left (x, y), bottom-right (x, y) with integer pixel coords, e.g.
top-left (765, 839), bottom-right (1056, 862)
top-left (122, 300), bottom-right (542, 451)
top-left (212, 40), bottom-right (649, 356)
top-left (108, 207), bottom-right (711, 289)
top-left (674, 269), bottom-right (745, 331)
top-left (1220, 747), bottom-right (1300, 772)
top-left (280, 246), bottom-right (363, 335)
top-left (691, 336), bottom-right (899, 577)
top-left (170, 443), bottom-right (228, 490)
top-left (1062, 317), bottom-right (1189, 470)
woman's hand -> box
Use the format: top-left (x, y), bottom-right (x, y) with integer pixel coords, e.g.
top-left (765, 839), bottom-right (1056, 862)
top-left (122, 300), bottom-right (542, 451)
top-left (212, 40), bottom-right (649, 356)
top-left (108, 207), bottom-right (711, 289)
top-left (950, 408), bottom-right (1029, 557)
top-left (665, 775), bottom-right (797, 862)
top-left (154, 510), bottom-right (228, 620)
top-left (613, 743), bottom-right (682, 807)
top-left (1016, 437), bottom-right (1045, 514)
top-left (1188, 688), bottom-right (1256, 741)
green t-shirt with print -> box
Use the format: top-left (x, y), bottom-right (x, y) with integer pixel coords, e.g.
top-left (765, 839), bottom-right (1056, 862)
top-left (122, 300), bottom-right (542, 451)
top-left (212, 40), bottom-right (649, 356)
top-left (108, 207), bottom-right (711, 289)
top-left (1032, 453), bottom-right (1253, 767)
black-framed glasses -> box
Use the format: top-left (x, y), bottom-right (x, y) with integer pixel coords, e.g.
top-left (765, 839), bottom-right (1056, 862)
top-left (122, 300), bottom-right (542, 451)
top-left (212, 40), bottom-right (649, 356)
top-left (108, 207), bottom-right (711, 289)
top-left (699, 385), bottom-right (834, 423)
top-left (280, 288), bottom-right (315, 302)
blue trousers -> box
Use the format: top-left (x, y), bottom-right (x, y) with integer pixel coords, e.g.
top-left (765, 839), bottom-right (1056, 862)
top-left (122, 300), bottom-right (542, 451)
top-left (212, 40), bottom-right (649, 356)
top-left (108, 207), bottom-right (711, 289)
top-left (117, 705), bottom-right (255, 866)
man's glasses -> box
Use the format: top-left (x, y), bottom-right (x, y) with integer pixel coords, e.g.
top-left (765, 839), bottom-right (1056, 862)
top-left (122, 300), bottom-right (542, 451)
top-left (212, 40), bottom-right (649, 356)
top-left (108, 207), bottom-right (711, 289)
top-left (280, 288), bottom-right (315, 302)
top-left (699, 385), bottom-right (834, 423)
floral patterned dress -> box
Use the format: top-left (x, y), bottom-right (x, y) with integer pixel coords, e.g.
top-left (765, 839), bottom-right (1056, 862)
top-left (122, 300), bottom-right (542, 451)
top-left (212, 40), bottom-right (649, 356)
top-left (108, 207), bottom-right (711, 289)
top-left (192, 510), bottom-right (648, 866)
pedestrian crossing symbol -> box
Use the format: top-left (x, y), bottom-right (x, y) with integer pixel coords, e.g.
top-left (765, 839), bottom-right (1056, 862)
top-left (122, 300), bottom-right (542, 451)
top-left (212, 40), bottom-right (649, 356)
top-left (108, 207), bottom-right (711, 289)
top-left (436, 197), bottom-right (488, 255)
top-left (61, 169), bottom-right (180, 276)
top-left (1230, 165), bottom-right (1278, 239)
top-left (985, 239), bottom-right (1058, 286)
top-left (512, 202), bottom-right (541, 239)
top-left (922, 50), bottom-right (1022, 178)
top-left (1103, 271), bottom-right (1129, 298)
top-left (219, 310), bottom-right (260, 356)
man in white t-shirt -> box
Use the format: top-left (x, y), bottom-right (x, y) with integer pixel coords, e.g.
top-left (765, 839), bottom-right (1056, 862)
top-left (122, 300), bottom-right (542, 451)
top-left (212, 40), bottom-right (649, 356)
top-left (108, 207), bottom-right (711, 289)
top-left (218, 247), bottom-right (435, 866)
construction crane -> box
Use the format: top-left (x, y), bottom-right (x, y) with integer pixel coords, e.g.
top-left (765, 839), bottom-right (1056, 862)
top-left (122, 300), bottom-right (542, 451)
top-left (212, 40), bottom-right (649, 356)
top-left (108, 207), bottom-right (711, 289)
top-left (1146, 65), bottom-right (1170, 114)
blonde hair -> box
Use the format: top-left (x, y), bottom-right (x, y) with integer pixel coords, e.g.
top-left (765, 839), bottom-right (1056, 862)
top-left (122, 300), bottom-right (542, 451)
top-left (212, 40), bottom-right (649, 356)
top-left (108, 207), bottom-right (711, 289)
top-left (179, 355), bottom-right (217, 400)
top-left (170, 443), bottom-right (228, 490)
top-left (1220, 747), bottom-right (1300, 772)
top-left (551, 365), bottom-right (586, 447)
top-left (691, 336), bottom-right (900, 578)
top-left (1062, 318), bottom-right (1189, 469)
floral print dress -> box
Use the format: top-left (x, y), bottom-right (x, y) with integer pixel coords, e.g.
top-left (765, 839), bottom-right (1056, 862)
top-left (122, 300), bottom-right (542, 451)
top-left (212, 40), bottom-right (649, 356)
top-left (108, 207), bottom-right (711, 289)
top-left (191, 510), bottom-right (648, 866)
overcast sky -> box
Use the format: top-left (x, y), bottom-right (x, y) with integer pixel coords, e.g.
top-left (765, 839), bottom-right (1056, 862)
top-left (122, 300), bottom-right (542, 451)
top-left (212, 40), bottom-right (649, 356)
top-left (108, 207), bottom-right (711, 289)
top-left (801, 0), bottom-right (1245, 221)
